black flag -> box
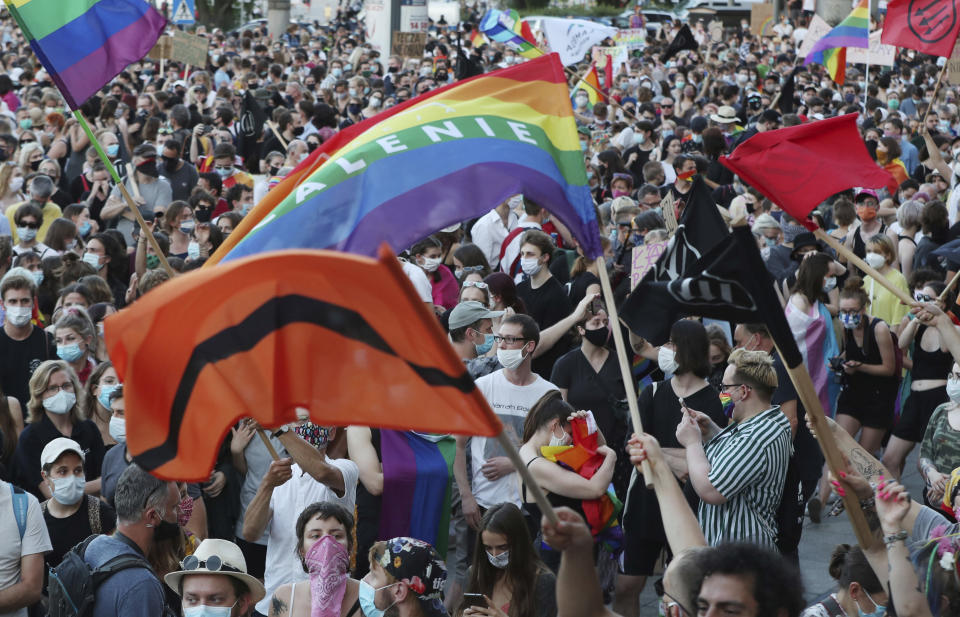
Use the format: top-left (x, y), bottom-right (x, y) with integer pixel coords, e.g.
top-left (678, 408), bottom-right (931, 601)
top-left (662, 24), bottom-right (699, 62)
top-left (236, 90), bottom-right (267, 173)
top-left (624, 225), bottom-right (804, 368)
top-left (456, 30), bottom-right (484, 80)
top-left (621, 175), bottom-right (730, 345)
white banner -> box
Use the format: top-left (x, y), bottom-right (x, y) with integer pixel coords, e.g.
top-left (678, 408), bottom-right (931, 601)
top-left (364, 0), bottom-right (392, 56)
top-left (541, 17), bottom-right (618, 66)
top-left (797, 14), bottom-right (831, 59)
top-left (847, 30), bottom-right (896, 67)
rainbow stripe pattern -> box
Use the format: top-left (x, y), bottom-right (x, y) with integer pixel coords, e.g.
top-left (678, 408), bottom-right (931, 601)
top-left (803, 0), bottom-right (869, 85)
top-left (4, 0), bottom-right (166, 109)
top-left (217, 53), bottom-right (602, 262)
top-left (572, 63), bottom-right (602, 106)
top-left (480, 8), bottom-right (543, 59)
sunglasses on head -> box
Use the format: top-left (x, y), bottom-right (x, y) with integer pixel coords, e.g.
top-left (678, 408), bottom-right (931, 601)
top-left (463, 281), bottom-right (488, 289)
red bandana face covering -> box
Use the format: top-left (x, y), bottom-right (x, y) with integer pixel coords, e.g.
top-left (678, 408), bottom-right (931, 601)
top-left (303, 535), bottom-right (349, 617)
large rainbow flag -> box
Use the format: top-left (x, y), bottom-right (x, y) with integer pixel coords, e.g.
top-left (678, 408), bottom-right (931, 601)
top-left (378, 431), bottom-right (456, 557)
top-left (209, 53), bottom-right (602, 264)
top-left (4, 0), bottom-right (166, 109)
top-left (479, 8), bottom-right (543, 59)
top-left (803, 0), bottom-right (869, 85)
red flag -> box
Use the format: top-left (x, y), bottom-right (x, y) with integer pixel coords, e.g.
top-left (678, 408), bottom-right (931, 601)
top-left (603, 53), bottom-right (613, 96)
top-left (719, 114), bottom-right (894, 229)
top-left (105, 246), bottom-right (503, 481)
top-left (881, 0), bottom-right (960, 57)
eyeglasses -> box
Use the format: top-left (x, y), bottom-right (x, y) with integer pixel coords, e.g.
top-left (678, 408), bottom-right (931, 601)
top-left (654, 578), bottom-right (692, 616)
top-left (493, 335), bottom-right (527, 345)
top-left (180, 554), bottom-right (242, 574)
top-left (44, 382), bottom-right (75, 396)
top-left (460, 265), bottom-right (484, 274)
top-left (463, 281), bottom-right (488, 289)
top-left (915, 292), bottom-right (935, 303)
top-left (719, 383), bottom-right (746, 393)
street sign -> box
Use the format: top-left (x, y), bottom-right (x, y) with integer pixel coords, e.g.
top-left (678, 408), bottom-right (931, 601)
top-left (173, 0), bottom-right (195, 25)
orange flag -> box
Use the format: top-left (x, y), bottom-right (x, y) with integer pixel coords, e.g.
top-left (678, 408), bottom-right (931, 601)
top-left (104, 246), bottom-right (503, 481)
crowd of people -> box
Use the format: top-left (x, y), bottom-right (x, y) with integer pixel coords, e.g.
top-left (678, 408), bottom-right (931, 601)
top-left (6, 1), bottom-right (960, 616)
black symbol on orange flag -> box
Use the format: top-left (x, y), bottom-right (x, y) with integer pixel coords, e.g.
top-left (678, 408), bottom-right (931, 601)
top-left (909, 0), bottom-right (957, 43)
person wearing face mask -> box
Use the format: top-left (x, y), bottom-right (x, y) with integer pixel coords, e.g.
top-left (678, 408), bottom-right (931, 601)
top-left (460, 503), bottom-right (556, 617)
top-left (245, 409), bottom-right (359, 617)
top-left (799, 543), bottom-right (888, 617)
top-left (411, 236), bottom-right (459, 312)
top-left (860, 235), bottom-right (910, 326)
top-left (267, 502), bottom-right (360, 617)
top-left (39, 438), bottom-right (117, 570)
top-left (0, 269), bottom-right (57, 409)
top-left (101, 144), bottom-right (173, 246)
top-left (917, 364), bottom-right (960, 507)
top-left (11, 204), bottom-right (54, 259)
top-left (165, 538), bottom-right (264, 617)
top-left (360, 537), bottom-right (448, 617)
top-left (447, 301), bottom-right (503, 362)
top-left (83, 362), bottom-right (122, 448)
top-left (842, 190), bottom-right (885, 277)
top-left (11, 361), bottom-right (105, 502)
top-left (675, 348), bottom-right (791, 547)
top-left (0, 162), bottom-right (25, 212)
top-left (514, 231), bottom-right (573, 379)
top-left (6, 174), bottom-right (61, 248)
top-left (833, 277), bottom-right (899, 457)
top-left (78, 463), bottom-right (181, 616)
top-left (160, 139), bottom-right (199, 201)
top-left (617, 319), bottom-right (723, 614)
top-left (518, 393), bottom-right (616, 571)
top-left (362, 92), bottom-right (384, 118)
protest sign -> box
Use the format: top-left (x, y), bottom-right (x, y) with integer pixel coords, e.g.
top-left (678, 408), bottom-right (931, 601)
top-left (591, 45), bottom-right (629, 73)
top-left (750, 4), bottom-right (774, 36)
top-left (148, 31), bottom-right (208, 67)
top-left (797, 14), bottom-right (832, 59)
top-left (949, 39), bottom-right (960, 84)
top-left (847, 30), bottom-right (896, 67)
top-left (393, 32), bottom-right (427, 57)
top-left (631, 242), bottom-right (668, 289)
top-left (614, 28), bottom-right (646, 50)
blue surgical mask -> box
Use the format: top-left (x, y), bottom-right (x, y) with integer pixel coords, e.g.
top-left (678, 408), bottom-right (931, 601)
top-left (823, 277), bottom-right (837, 293)
top-left (79, 221), bottom-right (91, 236)
top-left (57, 343), bottom-right (84, 363)
top-left (857, 591), bottom-right (886, 617)
top-left (32, 270), bottom-right (43, 286)
top-left (105, 144), bottom-right (119, 157)
top-left (358, 580), bottom-right (397, 617)
top-left (764, 236), bottom-right (777, 248)
top-left (51, 475), bottom-right (85, 506)
top-left (475, 332), bottom-right (495, 355)
top-left (98, 383), bottom-right (120, 410)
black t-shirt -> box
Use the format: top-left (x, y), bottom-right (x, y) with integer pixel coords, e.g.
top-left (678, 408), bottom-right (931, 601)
top-left (161, 160), bottom-right (200, 202)
top-left (550, 347), bottom-right (626, 444)
top-left (517, 276), bottom-right (573, 379)
top-left (771, 352), bottom-right (821, 486)
top-left (0, 326), bottom-right (56, 409)
top-left (49, 189), bottom-right (72, 210)
top-left (43, 496), bottom-right (116, 568)
top-left (12, 414), bottom-right (105, 498)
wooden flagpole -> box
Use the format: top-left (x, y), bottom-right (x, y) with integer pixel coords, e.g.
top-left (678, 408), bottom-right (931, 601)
top-left (497, 432), bottom-right (559, 525)
top-left (941, 269), bottom-right (960, 301)
top-left (597, 257), bottom-right (655, 488)
top-left (73, 111), bottom-right (174, 276)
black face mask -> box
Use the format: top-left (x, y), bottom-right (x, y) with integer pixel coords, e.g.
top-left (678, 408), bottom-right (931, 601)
top-left (268, 165), bottom-right (281, 176)
top-left (161, 155), bottom-right (178, 170)
top-left (151, 515), bottom-right (180, 542)
top-left (136, 161), bottom-right (159, 178)
top-left (29, 159), bottom-right (40, 171)
top-left (195, 207), bottom-right (212, 223)
top-left (583, 327), bottom-right (608, 347)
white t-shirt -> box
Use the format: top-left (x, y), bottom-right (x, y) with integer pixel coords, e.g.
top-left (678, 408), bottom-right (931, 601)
top-left (255, 458), bottom-right (360, 616)
top-left (401, 259), bottom-right (433, 303)
top-left (499, 222), bottom-right (541, 274)
top-left (471, 208), bottom-right (518, 268)
top-left (470, 370), bottom-right (557, 508)
top-left (0, 484), bottom-right (52, 617)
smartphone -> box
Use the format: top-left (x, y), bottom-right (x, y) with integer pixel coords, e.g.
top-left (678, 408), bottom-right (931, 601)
top-left (462, 594), bottom-right (486, 609)
top-left (590, 297), bottom-right (604, 315)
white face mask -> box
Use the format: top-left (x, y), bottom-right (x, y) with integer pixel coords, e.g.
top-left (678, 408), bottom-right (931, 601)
top-left (520, 257), bottom-right (542, 277)
top-left (9, 177), bottom-right (23, 192)
top-left (109, 416), bottom-right (126, 442)
top-left (51, 475), bottom-right (85, 505)
top-left (43, 390), bottom-right (76, 415)
top-left (864, 251), bottom-right (886, 270)
top-left (658, 346), bottom-right (678, 374)
top-left (497, 346), bottom-right (527, 370)
top-left (82, 252), bottom-right (102, 270)
top-left (948, 377), bottom-right (960, 403)
top-left (5, 304), bottom-right (32, 327)
top-left (549, 425), bottom-right (572, 447)
top-left (419, 256), bottom-right (441, 272)
top-left (187, 241), bottom-right (201, 261)
top-left (486, 550), bottom-right (510, 569)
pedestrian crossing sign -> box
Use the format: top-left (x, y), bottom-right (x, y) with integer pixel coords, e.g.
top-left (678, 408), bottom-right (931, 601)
top-left (173, 0), bottom-right (195, 25)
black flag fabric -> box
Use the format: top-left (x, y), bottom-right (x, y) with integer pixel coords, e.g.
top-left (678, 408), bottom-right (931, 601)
top-left (624, 225), bottom-right (804, 368)
top-left (662, 24), bottom-right (699, 62)
top-left (236, 90), bottom-right (267, 173)
top-left (621, 175), bottom-right (728, 345)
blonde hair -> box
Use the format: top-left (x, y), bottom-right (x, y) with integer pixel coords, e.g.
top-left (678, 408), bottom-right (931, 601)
top-left (27, 360), bottom-right (84, 424)
top-left (727, 348), bottom-right (777, 397)
top-left (866, 233), bottom-right (896, 265)
top-left (55, 306), bottom-right (99, 359)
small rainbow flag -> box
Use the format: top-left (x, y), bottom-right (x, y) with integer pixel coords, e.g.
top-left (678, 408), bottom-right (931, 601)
top-left (803, 0), bottom-right (869, 85)
top-left (210, 53), bottom-right (602, 264)
top-left (4, 0), bottom-right (166, 109)
top-left (572, 63), bottom-right (603, 106)
top-left (470, 28), bottom-right (486, 48)
top-left (480, 8), bottom-right (543, 59)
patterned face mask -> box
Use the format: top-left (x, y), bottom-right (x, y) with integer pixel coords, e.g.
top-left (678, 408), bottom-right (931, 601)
top-left (295, 422), bottom-right (331, 449)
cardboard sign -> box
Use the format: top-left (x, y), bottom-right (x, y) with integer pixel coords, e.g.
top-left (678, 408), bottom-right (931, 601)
top-left (750, 4), bottom-right (774, 36)
top-left (948, 39), bottom-right (960, 84)
top-left (614, 28), bottom-right (646, 50)
top-left (709, 20), bottom-right (723, 42)
top-left (591, 45), bottom-right (629, 74)
top-left (393, 31), bottom-right (427, 58)
top-left (148, 31), bottom-right (209, 67)
top-left (631, 242), bottom-right (668, 290)
top-left (590, 128), bottom-right (612, 150)
top-left (797, 15), bottom-right (832, 59)
top-left (662, 192), bottom-right (677, 234)
top-left (846, 30), bottom-right (896, 67)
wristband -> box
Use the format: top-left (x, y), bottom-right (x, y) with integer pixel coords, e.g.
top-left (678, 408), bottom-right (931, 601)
top-left (883, 530), bottom-right (908, 547)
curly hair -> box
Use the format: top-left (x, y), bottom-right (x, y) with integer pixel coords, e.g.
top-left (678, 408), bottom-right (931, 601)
top-left (693, 543), bottom-right (805, 617)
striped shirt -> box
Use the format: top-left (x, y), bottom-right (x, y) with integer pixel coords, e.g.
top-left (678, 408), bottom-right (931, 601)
top-left (698, 406), bottom-right (792, 547)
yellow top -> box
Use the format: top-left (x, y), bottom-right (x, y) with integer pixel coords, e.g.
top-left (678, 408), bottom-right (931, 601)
top-left (864, 268), bottom-right (910, 326)
top-left (5, 200), bottom-right (62, 244)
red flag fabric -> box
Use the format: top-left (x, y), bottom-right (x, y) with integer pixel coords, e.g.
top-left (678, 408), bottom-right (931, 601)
top-left (603, 53), bottom-right (613, 95)
top-left (719, 114), bottom-right (895, 229)
top-left (105, 246), bottom-right (503, 481)
top-left (881, 0), bottom-right (960, 57)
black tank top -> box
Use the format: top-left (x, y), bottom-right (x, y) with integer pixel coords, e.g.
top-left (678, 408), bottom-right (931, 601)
top-left (852, 222), bottom-right (886, 263)
top-left (844, 317), bottom-right (890, 393)
top-left (911, 324), bottom-right (954, 381)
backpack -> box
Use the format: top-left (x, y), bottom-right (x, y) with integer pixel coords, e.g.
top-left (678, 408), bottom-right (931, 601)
top-left (47, 534), bottom-right (154, 617)
top-left (9, 483), bottom-right (28, 540)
